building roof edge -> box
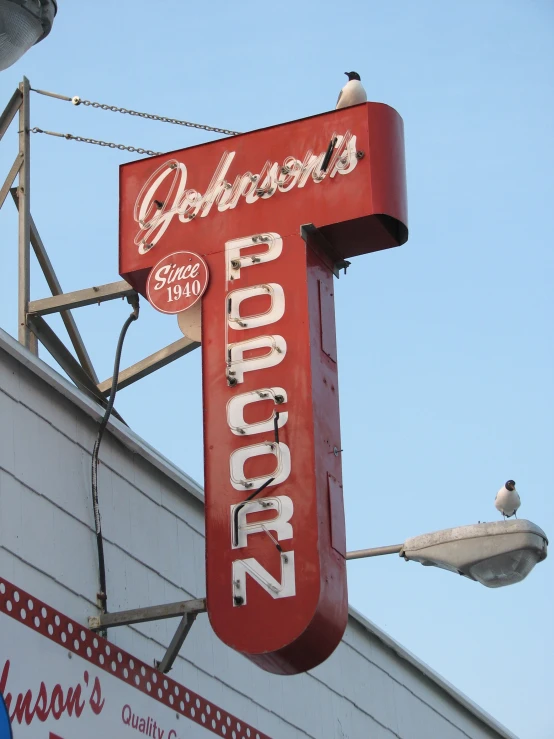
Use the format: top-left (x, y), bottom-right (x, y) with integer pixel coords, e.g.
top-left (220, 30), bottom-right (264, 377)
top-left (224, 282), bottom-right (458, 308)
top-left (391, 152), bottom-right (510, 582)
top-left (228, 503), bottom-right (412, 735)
top-left (0, 327), bottom-right (518, 739)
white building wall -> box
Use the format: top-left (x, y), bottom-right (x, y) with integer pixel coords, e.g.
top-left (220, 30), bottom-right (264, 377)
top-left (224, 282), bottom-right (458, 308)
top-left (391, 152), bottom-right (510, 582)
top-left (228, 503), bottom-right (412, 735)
top-left (0, 329), bottom-right (516, 739)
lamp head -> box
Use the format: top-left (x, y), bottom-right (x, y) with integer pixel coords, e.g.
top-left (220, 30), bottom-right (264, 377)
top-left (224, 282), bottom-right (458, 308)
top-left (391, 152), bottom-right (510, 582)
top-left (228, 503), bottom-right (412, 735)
top-left (401, 520), bottom-right (548, 588)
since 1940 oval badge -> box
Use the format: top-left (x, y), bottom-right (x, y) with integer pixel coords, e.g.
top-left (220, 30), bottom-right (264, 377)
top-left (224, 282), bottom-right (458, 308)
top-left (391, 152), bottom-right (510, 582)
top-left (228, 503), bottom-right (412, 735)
top-left (146, 251), bottom-right (209, 314)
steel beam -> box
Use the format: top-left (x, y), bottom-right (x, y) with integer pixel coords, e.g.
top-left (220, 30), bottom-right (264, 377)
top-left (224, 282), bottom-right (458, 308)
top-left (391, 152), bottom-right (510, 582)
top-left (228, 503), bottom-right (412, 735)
top-left (27, 314), bottom-right (127, 424)
top-left (28, 280), bottom-right (136, 316)
top-left (28, 215), bottom-right (99, 381)
top-left (156, 613), bottom-right (198, 674)
top-left (0, 154), bottom-right (23, 212)
top-left (88, 598), bottom-right (206, 630)
top-left (0, 88), bottom-right (22, 142)
top-left (27, 315), bottom-right (106, 400)
top-left (18, 77), bottom-right (33, 351)
top-left (11, 190), bottom-right (99, 383)
top-left (97, 337), bottom-right (200, 396)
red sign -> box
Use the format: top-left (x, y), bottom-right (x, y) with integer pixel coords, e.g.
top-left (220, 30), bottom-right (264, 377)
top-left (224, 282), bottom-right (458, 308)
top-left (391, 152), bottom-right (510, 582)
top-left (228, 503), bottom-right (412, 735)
top-left (119, 103), bottom-right (408, 675)
top-left (146, 251), bottom-right (209, 314)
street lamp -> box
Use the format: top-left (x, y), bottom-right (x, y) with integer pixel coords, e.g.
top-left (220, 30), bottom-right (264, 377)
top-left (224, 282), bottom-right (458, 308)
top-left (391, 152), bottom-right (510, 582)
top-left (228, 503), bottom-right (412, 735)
top-left (347, 519), bottom-right (548, 588)
top-left (0, 0), bottom-right (57, 72)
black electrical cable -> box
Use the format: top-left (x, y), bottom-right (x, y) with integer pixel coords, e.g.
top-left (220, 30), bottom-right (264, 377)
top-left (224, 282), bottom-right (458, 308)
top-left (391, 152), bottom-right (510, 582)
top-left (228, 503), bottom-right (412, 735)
top-left (321, 136), bottom-right (337, 172)
top-left (91, 297), bottom-right (139, 619)
top-left (232, 412), bottom-right (281, 547)
top-left (232, 477), bottom-right (275, 548)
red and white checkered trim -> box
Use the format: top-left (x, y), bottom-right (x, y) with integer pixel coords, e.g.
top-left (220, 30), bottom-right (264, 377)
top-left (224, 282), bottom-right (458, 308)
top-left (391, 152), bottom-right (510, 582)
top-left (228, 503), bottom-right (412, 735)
top-left (0, 577), bottom-right (271, 739)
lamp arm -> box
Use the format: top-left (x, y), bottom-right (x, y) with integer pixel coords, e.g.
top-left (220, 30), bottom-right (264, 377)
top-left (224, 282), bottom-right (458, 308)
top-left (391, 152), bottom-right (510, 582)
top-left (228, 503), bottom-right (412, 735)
top-left (346, 544), bottom-right (403, 561)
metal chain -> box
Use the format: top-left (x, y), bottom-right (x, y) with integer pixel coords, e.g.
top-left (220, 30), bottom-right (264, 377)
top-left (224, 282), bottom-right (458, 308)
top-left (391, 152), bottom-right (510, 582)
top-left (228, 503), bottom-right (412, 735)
top-left (74, 97), bottom-right (241, 136)
top-left (31, 87), bottom-right (241, 136)
top-left (30, 127), bottom-right (162, 156)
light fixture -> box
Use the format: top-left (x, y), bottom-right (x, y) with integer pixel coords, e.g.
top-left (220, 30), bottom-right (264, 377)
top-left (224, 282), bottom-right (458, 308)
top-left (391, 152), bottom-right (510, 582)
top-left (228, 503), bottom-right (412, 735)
top-left (401, 520), bottom-right (548, 588)
top-left (347, 520), bottom-right (548, 589)
top-left (0, 0), bottom-right (57, 72)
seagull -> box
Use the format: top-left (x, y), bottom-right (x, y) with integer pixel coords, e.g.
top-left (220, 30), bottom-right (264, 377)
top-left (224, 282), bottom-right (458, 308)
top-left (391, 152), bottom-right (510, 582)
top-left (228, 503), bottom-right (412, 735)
top-left (336, 71), bottom-right (367, 110)
top-left (495, 480), bottom-right (521, 519)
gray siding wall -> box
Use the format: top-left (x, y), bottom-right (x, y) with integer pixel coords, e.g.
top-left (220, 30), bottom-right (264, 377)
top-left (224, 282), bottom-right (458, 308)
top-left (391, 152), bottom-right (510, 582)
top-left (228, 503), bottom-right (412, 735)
top-left (0, 331), bottom-right (514, 739)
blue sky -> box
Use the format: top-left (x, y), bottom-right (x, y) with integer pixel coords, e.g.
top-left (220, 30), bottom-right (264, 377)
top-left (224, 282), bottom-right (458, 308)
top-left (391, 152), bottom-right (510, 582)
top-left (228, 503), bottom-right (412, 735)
top-left (0, 1), bottom-right (552, 736)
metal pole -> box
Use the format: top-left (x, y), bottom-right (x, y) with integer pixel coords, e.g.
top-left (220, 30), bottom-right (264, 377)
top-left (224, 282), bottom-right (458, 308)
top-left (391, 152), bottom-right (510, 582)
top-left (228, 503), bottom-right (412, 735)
top-left (18, 77), bottom-right (35, 352)
top-left (346, 544), bottom-right (403, 560)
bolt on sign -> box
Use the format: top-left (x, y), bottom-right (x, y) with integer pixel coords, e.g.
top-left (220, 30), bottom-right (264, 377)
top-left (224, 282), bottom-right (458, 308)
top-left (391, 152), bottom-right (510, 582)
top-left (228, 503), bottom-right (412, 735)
top-left (119, 103), bottom-right (408, 675)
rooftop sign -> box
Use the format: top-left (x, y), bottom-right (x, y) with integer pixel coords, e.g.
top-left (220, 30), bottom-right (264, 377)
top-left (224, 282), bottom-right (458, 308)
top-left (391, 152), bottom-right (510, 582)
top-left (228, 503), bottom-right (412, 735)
top-left (119, 103), bottom-right (408, 675)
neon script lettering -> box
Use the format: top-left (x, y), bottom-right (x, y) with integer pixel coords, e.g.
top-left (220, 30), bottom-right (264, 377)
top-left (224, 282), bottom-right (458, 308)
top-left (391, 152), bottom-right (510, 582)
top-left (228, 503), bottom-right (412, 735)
top-left (134, 132), bottom-right (359, 253)
top-left (224, 232), bottom-right (296, 605)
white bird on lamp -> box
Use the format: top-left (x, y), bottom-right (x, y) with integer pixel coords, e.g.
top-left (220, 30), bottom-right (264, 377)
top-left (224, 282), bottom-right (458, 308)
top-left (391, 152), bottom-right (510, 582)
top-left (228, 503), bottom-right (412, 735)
top-left (336, 71), bottom-right (367, 110)
top-left (495, 480), bottom-right (521, 519)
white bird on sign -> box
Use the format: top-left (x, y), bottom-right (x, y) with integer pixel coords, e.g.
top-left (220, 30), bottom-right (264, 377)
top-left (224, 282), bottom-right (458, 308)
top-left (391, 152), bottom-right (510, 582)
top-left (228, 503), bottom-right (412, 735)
top-left (336, 71), bottom-right (367, 110)
top-left (495, 480), bottom-right (521, 519)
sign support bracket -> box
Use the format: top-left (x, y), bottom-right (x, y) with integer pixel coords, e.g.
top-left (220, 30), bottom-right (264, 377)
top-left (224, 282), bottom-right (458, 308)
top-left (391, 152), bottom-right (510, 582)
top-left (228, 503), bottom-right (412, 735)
top-left (155, 612), bottom-right (199, 674)
top-left (26, 313), bottom-right (125, 424)
top-left (0, 87), bottom-right (23, 142)
top-left (97, 336), bottom-right (200, 396)
top-left (11, 187), bottom-right (101, 383)
top-left (89, 598), bottom-right (207, 673)
top-left (28, 280), bottom-right (137, 316)
top-left (1, 80), bottom-right (201, 411)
